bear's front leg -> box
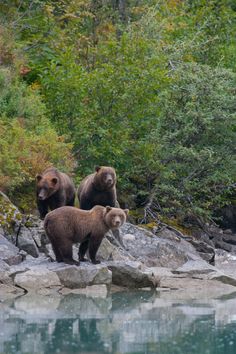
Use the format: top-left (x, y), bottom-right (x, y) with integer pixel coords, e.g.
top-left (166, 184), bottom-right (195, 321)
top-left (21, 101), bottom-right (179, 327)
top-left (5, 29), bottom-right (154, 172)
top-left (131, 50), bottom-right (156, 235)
top-left (37, 200), bottom-right (48, 219)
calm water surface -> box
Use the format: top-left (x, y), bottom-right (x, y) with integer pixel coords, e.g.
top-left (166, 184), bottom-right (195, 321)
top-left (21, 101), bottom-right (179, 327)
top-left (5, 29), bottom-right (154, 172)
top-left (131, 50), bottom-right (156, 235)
top-left (1, 290), bottom-right (236, 354)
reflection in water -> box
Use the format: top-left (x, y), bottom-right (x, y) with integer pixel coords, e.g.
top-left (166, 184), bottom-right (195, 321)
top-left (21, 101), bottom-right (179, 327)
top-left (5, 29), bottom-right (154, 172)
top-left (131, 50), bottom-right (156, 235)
top-left (0, 291), bottom-right (236, 353)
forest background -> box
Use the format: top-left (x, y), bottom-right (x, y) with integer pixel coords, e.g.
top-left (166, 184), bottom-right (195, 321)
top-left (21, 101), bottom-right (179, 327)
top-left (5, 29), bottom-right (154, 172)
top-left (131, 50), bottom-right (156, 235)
top-left (0, 0), bottom-right (235, 228)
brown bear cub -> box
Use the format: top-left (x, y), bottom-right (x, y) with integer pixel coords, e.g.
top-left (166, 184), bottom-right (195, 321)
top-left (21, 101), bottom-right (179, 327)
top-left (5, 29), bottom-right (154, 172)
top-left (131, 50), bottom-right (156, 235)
top-left (36, 167), bottom-right (75, 219)
top-left (44, 206), bottom-right (128, 265)
top-left (78, 166), bottom-right (117, 210)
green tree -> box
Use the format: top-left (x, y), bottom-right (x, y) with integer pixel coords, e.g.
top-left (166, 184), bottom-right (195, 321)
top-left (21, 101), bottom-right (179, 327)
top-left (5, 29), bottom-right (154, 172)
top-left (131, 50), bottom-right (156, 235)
top-left (148, 63), bottom-right (236, 220)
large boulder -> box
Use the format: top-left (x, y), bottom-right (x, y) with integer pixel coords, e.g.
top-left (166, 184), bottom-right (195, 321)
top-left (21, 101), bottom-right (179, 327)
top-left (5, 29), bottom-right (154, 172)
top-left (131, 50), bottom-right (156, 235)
top-left (14, 268), bottom-right (61, 293)
top-left (107, 261), bottom-right (158, 288)
top-left (119, 223), bottom-right (203, 268)
top-left (54, 263), bottom-right (112, 289)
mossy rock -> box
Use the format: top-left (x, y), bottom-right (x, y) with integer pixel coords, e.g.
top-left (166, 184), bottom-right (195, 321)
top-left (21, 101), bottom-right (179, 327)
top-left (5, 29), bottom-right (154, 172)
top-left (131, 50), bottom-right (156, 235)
top-left (0, 192), bottom-right (22, 231)
top-left (160, 216), bottom-right (192, 236)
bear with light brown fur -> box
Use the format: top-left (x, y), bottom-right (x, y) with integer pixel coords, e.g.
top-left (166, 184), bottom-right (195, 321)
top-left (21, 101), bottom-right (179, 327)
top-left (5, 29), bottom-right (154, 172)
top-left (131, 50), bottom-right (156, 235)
top-left (78, 166), bottom-right (117, 210)
top-left (36, 167), bottom-right (75, 219)
top-left (44, 205), bottom-right (128, 265)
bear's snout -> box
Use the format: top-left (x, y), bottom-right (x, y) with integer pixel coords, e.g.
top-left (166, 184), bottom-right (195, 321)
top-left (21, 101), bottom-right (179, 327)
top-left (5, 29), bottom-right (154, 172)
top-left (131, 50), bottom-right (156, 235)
top-left (105, 174), bottom-right (113, 185)
top-left (38, 190), bottom-right (47, 200)
top-left (114, 217), bottom-right (121, 227)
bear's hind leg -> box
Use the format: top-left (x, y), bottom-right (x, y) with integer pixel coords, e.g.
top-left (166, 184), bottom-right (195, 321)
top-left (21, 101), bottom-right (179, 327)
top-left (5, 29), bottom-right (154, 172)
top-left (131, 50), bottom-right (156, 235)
top-left (51, 243), bottom-right (64, 263)
top-left (61, 242), bottom-right (80, 266)
top-left (48, 235), bottom-right (64, 262)
top-left (79, 239), bottom-right (89, 262)
top-left (89, 237), bottom-right (102, 264)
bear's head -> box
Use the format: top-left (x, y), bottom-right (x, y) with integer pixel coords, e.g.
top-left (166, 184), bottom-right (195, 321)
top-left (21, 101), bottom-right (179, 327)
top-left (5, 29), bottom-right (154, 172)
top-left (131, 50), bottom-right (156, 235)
top-left (104, 206), bottom-right (128, 229)
top-left (36, 174), bottom-right (59, 201)
top-left (94, 166), bottom-right (116, 190)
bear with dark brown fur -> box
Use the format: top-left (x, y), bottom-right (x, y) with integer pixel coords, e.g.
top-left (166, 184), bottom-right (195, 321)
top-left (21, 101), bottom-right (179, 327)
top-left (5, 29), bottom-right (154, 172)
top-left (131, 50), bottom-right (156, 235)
top-left (78, 166), bottom-right (117, 210)
top-left (36, 167), bottom-right (75, 219)
top-left (44, 205), bottom-right (128, 265)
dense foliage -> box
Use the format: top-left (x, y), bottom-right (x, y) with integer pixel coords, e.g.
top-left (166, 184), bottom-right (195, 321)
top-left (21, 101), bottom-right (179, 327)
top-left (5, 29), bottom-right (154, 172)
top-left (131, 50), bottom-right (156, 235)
top-left (0, 64), bottom-right (74, 209)
top-left (0, 0), bottom-right (235, 222)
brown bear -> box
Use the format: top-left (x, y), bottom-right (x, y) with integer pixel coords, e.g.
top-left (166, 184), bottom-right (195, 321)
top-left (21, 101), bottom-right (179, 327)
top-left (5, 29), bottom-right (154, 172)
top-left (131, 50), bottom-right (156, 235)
top-left (36, 167), bottom-right (75, 219)
top-left (44, 205), bottom-right (128, 265)
top-left (78, 166), bottom-right (117, 210)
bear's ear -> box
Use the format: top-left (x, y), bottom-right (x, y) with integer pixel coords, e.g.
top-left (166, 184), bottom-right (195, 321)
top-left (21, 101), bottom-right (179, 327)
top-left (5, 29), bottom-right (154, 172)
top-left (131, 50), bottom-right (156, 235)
top-left (124, 209), bottom-right (129, 216)
top-left (95, 166), bottom-right (101, 172)
top-left (106, 206), bottom-right (112, 213)
top-left (51, 177), bottom-right (58, 185)
top-left (36, 174), bottom-right (42, 182)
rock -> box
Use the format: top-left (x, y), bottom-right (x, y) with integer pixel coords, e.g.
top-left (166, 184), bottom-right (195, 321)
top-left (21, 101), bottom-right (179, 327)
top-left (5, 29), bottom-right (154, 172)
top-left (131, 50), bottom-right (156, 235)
top-left (14, 268), bottom-right (61, 292)
top-left (208, 273), bottom-right (236, 287)
top-left (120, 223), bottom-right (202, 268)
top-left (159, 277), bottom-right (236, 299)
top-left (187, 239), bottom-right (215, 264)
top-left (224, 229), bottom-right (233, 235)
top-left (0, 260), bottom-right (12, 285)
top-left (0, 192), bottom-right (22, 231)
top-left (54, 263), bottom-right (112, 289)
top-left (215, 240), bottom-right (232, 252)
top-left (108, 229), bottom-right (126, 248)
top-left (173, 260), bottom-right (216, 275)
top-left (222, 233), bottom-right (236, 245)
top-left (0, 234), bottom-right (22, 265)
top-left (97, 237), bottom-right (135, 262)
top-left (107, 261), bottom-right (158, 288)
top-left (149, 267), bottom-right (174, 279)
top-left (16, 228), bottom-right (39, 258)
top-left (123, 233), bottom-right (136, 242)
top-left (0, 284), bottom-right (25, 300)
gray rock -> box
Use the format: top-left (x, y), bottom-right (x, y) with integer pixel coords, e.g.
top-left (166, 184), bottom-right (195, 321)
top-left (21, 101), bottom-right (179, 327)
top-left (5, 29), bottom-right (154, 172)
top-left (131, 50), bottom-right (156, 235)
top-left (222, 233), bottom-right (236, 245)
top-left (208, 273), bottom-right (236, 287)
top-left (215, 240), bottom-right (232, 252)
top-left (0, 259), bottom-right (12, 285)
top-left (107, 261), bottom-right (158, 288)
top-left (54, 263), bottom-right (112, 289)
top-left (173, 260), bottom-right (216, 275)
top-left (159, 277), bottom-right (236, 299)
top-left (187, 239), bottom-right (215, 264)
top-left (16, 228), bottom-right (39, 258)
top-left (0, 234), bottom-right (22, 265)
top-left (14, 268), bottom-right (61, 292)
top-left (0, 284), bottom-right (25, 300)
top-left (120, 223), bottom-right (202, 268)
top-left (97, 236), bottom-right (135, 262)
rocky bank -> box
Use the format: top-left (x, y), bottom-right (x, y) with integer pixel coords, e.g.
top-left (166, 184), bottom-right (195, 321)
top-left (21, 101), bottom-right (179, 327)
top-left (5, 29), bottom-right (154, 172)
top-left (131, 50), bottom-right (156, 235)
top-left (1, 192), bottom-right (236, 299)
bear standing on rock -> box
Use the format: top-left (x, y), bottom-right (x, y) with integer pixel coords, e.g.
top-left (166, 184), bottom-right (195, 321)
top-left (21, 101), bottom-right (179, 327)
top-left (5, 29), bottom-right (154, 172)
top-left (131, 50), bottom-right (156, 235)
top-left (78, 166), bottom-right (117, 210)
top-left (44, 205), bottom-right (128, 265)
top-left (36, 167), bottom-right (75, 219)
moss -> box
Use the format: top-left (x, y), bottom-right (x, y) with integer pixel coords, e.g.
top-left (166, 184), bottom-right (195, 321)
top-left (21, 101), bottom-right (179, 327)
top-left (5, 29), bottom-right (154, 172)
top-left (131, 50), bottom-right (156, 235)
top-left (140, 222), bottom-right (158, 230)
top-left (0, 193), bottom-right (22, 231)
top-left (160, 216), bottom-right (192, 236)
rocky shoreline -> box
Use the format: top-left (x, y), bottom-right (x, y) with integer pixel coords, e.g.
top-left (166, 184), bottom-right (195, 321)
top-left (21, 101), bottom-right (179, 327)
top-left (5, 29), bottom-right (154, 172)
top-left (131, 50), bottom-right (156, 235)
top-left (1, 193), bottom-right (236, 300)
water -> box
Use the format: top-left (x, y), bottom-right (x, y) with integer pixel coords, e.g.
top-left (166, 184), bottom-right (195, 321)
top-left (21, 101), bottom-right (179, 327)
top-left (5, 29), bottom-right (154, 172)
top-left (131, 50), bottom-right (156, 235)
top-left (1, 290), bottom-right (236, 354)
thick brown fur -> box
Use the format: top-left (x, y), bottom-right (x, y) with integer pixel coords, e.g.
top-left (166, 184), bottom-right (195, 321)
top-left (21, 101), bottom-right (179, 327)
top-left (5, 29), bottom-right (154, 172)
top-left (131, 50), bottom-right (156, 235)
top-left (44, 205), bottom-right (128, 265)
top-left (78, 166), bottom-right (117, 210)
top-left (36, 167), bottom-right (75, 219)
